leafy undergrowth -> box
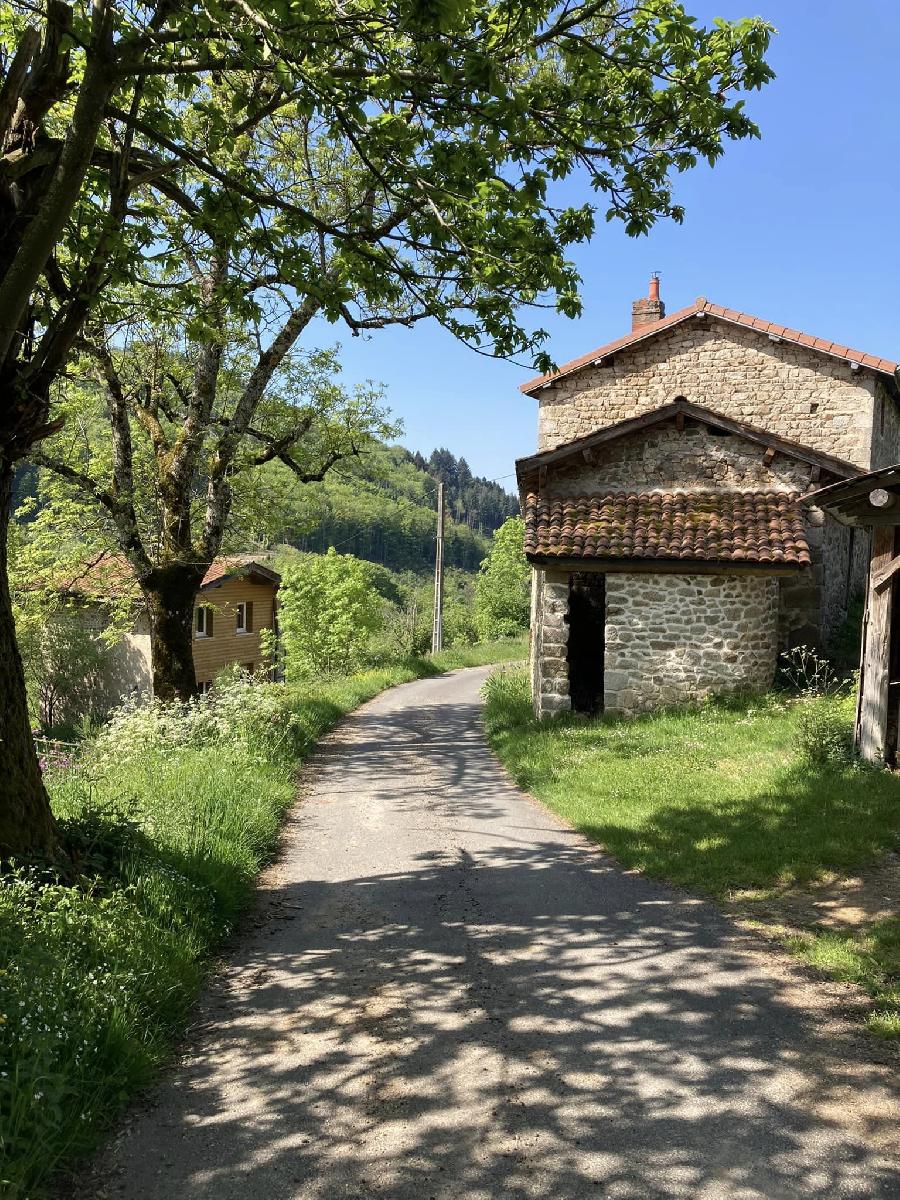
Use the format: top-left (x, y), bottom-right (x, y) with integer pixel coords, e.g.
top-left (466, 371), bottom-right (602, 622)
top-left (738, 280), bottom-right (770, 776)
top-left (483, 666), bottom-right (900, 1038)
top-left (1, 641), bottom-right (525, 1199)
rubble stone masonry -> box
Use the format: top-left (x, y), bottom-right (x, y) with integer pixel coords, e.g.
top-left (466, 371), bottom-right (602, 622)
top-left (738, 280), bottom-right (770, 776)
top-left (537, 318), bottom-right (879, 467)
top-left (603, 574), bottom-right (779, 715)
top-left (530, 568), bottom-right (780, 720)
top-left (543, 421), bottom-right (816, 497)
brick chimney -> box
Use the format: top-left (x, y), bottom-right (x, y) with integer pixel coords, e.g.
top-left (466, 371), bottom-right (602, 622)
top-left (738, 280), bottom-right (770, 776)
top-left (631, 273), bottom-right (665, 331)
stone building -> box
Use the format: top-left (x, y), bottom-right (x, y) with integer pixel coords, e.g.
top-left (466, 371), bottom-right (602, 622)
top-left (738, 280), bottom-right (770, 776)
top-left (518, 280), bottom-right (900, 718)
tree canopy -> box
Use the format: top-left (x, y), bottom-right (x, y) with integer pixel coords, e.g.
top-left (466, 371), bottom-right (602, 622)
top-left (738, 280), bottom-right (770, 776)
top-left (1, 0), bottom-right (773, 855)
top-left (474, 515), bottom-right (530, 639)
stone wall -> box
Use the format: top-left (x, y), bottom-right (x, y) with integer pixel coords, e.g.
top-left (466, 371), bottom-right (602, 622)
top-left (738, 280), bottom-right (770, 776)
top-left (543, 420), bottom-right (815, 497)
top-left (530, 568), bottom-right (571, 719)
top-left (537, 317), bottom-right (876, 467)
top-left (603, 573), bottom-right (779, 715)
top-left (531, 567), bottom-right (781, 719)
top-left (871, 378), bottom-right (900, 469)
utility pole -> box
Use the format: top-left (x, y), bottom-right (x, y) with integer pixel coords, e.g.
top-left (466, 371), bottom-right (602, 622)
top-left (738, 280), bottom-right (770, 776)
top-left (431, 481), bottom-right (445, 654)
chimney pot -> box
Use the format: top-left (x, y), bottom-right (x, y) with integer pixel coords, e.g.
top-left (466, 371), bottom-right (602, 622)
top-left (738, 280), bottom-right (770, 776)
top-left (632, 273), bottom-right (665, 331)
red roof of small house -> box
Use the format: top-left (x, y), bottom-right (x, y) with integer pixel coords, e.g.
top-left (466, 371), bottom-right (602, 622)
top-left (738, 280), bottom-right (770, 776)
top-left (522, 490), bottom-right (811, 568)
top-left (520, 299), bottom-right (899, 395)
top-left (56, 553), bottom-right (280, 601)
top-left (198, 557), bottom-right (280, 590)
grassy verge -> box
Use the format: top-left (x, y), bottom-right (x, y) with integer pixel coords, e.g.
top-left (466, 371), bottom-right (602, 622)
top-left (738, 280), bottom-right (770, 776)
top-left (483, 666), bottom-right (900, 1038)
top-left (1, 640), bottom-right (525, 1199)
top-left (781, 917), bottom-right (900, 1038)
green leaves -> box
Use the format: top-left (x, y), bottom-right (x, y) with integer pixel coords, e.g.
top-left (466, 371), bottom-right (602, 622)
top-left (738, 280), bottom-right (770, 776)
top-left (279, 548), bottom-right (384, 677)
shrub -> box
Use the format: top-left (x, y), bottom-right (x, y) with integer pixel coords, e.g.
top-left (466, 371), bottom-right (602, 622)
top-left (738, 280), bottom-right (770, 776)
top-left (474, 517), bottom-right (530, 639)
top-left (794, 694), bottom-right (854, 765)
top-left (278, 547), bottom-right (383, 678)
top-left (91, 672), bottom-right (313, 769)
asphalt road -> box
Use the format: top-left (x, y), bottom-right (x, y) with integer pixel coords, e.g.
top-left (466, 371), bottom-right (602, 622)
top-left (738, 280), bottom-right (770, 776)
top-left (91, 666), bottom-right (899, 1199)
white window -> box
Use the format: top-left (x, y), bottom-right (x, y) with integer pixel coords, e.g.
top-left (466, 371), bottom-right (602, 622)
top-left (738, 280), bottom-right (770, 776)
top-left (236, 600), bottom-right (253, 634)
top-left (197, 680), bottom-right (213, 695)
top-left (195, 606), bottom-right (213, 637)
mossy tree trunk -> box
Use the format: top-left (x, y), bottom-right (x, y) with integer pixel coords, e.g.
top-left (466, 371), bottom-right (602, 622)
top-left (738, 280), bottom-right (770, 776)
top-left (142, 564), bottom-right (208, 702)
top-left (0, 461), bottom-right (57, 858)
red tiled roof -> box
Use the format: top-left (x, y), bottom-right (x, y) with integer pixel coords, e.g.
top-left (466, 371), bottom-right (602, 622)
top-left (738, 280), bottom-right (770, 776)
top-left (520, 299), bottom-right (899, 394)
top-left (56, 552), bottom-right (279, 600)
top-left (522, 491), bottom-right (811, 567)
top-left (199, 557), bottom-right (279, 590)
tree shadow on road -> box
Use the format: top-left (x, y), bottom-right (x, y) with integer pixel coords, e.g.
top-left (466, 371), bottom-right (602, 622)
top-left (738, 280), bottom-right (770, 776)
top-left (89, 684), bottom-right (900, 1200)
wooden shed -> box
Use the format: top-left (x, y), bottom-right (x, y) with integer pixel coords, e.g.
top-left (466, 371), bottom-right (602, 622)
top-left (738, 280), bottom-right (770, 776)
top-left (807, 466), bottom-right (900, 765)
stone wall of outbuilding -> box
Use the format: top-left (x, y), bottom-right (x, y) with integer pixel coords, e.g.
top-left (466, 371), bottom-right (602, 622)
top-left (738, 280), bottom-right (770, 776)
top-left (530, 568), bottom-right (780, 720)
top-left (537, 318), bottom-right (878, 467)
top-left (603, 574), bottom-right (779, 715)
top-left (530, 568), bottom-right (572, 718)
top-left (871, 378), bottom-right (900, 469)
top-left (542, 420), bottom-right (816, 497)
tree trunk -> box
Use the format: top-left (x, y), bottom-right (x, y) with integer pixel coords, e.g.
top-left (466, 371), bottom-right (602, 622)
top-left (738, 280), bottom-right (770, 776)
top-left (0, 459), bottom-right (58, 859)
top-left (143, 564), bottom-right (207, 702)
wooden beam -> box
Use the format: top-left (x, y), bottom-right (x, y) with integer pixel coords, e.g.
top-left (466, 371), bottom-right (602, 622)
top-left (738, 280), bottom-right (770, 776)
top-left (872, 553), bottom-right (900, 592)
top-left (675, 410), bottom-right (685, 432)
top-left (858, 526), bottom-right (896, 764)
top-left (525, 555), bottom-right (800, 577)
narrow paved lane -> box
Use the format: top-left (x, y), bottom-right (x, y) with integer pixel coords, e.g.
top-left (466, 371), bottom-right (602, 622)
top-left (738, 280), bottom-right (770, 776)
top-left (94, 667), bottom-right (898, 1199)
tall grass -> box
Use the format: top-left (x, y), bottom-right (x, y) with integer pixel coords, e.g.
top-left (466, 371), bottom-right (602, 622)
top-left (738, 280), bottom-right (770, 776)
top-left (1, 641), bottom-right (525, 1198)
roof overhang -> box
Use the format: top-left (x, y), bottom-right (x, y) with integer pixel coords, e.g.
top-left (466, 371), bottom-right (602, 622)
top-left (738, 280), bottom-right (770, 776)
top-left (515, 399), bottom-right (860, 489)
top-left (528, 556), bottom-right (801, 577)
top-left (804, 464), bottom-right (900, 527)
top-left (199, 562), bottom-right (281, 591)
top-left (520, 300), bottom-right (899, 397)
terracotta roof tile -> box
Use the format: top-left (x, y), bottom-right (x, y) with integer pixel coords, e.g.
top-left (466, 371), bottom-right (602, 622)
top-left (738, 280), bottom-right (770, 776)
top-left (55, 552), bottom-right (278, 600)
top-left (522, 491), bottom-right (811, 567)
top-left (520, 299), bottom-right (898, 393)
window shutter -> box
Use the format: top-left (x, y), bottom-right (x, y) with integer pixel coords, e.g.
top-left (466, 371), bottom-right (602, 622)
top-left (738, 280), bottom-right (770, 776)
top-left (246, 601), bottom-right (254, 632)
top-left (207, 607), bottom-right (214, 637)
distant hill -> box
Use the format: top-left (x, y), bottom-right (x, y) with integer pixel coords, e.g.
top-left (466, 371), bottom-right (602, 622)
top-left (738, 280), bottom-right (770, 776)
top-left (268, 443), bottom-right (519, 573)
top-left (15, 443), bottom-right (520, 577)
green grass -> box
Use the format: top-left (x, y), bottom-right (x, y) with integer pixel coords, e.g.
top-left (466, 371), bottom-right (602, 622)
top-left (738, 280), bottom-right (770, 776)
top-left (483, 666), bottom-right (900, 1035)
top-left (428, 635), bottom-right (527, 671)
top-left (1, 640), bottom-right (525, 1199)
top-left (781, 918), bottom-right (900, 1038)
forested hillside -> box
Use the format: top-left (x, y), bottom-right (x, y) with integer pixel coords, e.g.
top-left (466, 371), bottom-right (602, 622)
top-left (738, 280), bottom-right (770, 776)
top-left (14, 442), bottom-right (519, 577)
top-left (266, 443), bottom-right (519, 573)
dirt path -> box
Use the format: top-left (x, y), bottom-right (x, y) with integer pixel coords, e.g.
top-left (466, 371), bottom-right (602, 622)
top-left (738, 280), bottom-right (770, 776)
top-left (89, 667), bottom-right (899, 1199)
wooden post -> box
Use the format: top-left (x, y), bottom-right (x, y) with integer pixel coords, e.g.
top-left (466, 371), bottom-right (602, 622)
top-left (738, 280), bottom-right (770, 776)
top-left (858, 526), bottom-right (896, 764)
top-left (431, 481), bottom-right (444, 654)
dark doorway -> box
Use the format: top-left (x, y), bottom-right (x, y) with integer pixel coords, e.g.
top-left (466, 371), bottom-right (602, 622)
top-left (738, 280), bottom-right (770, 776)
top-left (567, 573), bottom-right (606, 715)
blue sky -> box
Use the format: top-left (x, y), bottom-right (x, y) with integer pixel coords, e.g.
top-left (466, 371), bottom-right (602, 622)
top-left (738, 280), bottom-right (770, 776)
top-left (308, 2), bottom-right (900, 487)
